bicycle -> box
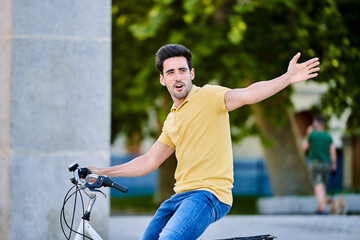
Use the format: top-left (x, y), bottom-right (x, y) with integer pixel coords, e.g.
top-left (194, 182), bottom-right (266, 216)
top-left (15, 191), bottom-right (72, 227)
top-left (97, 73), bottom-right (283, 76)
top-left (61, 162), bottom-right (276, 240)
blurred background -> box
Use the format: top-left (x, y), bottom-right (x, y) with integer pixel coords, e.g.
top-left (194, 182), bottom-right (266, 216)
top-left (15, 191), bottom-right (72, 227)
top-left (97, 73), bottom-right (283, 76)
top-left (108, 0), bottom-right (360, 215)
top-left (1, 0), bottom-right (359, 239)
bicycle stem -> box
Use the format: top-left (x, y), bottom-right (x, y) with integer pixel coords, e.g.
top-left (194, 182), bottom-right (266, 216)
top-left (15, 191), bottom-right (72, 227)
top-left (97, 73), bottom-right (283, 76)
top-left (81, 185), bottom-right (97, 221)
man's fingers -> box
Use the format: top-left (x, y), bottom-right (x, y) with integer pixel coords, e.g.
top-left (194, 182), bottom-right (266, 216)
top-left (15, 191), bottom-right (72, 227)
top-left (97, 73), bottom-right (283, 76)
top-left (309, 67), bottom-right (320, 74)
top-left (291, 52), bottom-right (301, 63)
top-left (307, 60), bottom-right (320, 69)
top-left (308, 73), bottom-right (318, 79)
top-left (303, 57), bottom-right (319, 67)
top-left (288, 53), bottom-right (320, 82)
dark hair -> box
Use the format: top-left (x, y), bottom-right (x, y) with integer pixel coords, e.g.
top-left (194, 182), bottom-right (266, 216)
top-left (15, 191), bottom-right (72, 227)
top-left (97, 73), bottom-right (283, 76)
top-left (155, 44), bottom-right (192, 74)
top-left (314, 115), bottom-right (325, 125)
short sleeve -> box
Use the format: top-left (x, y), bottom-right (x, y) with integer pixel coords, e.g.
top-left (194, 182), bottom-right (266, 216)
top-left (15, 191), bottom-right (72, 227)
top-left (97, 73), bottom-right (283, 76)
top-left (327, 133), bottom-right (333, 144)
top-left (203, 85), bottom-right (230, 112)
top-left (157, 130), bottom-right (176, 149)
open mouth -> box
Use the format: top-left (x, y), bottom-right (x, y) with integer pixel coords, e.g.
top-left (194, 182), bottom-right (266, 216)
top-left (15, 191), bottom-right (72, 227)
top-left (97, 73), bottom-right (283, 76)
top-left (174, 82), bottom-right (185, 91)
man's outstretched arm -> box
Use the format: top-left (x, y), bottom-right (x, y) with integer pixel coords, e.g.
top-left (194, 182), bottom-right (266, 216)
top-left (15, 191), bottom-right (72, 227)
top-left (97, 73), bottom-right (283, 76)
top-left (88, 141), bottom-right (175, 177)
top-left (225, 53), bottom-right (320, 111)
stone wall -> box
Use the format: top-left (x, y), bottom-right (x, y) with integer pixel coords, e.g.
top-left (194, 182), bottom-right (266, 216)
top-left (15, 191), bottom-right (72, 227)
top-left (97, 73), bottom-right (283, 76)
top-left (0, 0), bottom-right (112, 239)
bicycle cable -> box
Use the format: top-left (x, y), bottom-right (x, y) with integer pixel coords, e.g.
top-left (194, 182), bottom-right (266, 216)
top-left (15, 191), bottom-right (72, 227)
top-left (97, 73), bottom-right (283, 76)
top-left (60, 184), bottom-right (93, 240)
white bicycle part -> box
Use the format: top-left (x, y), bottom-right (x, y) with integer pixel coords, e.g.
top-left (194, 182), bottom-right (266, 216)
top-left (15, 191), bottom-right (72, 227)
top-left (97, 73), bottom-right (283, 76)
top-left (74, 219), bottom-right (102, 240)
top-left (62, 162), bottom-right (128, 240)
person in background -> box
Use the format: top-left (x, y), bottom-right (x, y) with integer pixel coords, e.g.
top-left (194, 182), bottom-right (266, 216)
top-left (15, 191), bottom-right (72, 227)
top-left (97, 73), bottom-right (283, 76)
top-left (303, 115), bottom-right (337, 214)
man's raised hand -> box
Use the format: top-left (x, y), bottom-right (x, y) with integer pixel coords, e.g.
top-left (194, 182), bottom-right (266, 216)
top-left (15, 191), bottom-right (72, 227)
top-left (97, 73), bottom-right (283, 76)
top-left (287, 52), bottom-right (320, 84)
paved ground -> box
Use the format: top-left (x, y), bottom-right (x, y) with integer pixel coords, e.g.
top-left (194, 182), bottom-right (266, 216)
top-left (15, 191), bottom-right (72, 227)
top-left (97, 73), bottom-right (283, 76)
top-left (109, 215), bottom-right (360, 240)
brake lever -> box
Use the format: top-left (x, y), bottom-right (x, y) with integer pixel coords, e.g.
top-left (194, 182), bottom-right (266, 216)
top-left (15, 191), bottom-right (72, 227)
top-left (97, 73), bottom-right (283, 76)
top-left (87, 188), bottom-right (107, 198)
top-left (85, 175), bottom-right (105, 189)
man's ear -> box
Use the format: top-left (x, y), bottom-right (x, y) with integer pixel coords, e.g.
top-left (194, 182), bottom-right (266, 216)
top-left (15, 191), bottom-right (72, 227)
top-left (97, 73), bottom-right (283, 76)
top-left (160, 74), bottom-right (166, 86)
top-left (191, 68), bottom-right (195, 80)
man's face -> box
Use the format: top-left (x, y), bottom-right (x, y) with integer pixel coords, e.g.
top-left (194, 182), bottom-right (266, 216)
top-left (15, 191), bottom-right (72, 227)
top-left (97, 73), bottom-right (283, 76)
top-left (160, 56), bottom-right (194, 104)
top-left (313, 120), bottom-right (324, 130)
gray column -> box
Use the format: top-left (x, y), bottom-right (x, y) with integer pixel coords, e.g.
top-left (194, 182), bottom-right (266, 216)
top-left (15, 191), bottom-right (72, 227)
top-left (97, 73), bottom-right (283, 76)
top-left (0, 0), bottom-right (112, 239)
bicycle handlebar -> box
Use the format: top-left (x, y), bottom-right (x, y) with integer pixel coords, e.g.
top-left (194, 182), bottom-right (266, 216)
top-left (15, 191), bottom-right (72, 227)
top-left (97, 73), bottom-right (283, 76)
top-left (68, 162), bottom-right (128, 193)
top-left (85, 174), bottom-right (128, 193)
top-left (78, 167), bottom-right (91, 179)
top-left (102, 177), bottom-right (128, 193)
top-left (62, 162), bottom-right (128, 239)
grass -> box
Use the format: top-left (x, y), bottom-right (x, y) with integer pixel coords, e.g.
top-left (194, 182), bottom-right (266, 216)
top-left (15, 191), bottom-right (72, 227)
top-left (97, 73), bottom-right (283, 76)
top-left (110, 195), bottom-right (158, 215)
top-left (110, 195), bottom-right (259, 215)
top-left (231, 196), bottom-right (259, 215)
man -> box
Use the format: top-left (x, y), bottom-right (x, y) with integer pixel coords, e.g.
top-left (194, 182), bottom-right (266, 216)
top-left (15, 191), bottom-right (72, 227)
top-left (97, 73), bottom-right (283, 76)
top-left (302, 116), bottom-right (337, 214)
top-left (88, 44), bottom-right (320, 239)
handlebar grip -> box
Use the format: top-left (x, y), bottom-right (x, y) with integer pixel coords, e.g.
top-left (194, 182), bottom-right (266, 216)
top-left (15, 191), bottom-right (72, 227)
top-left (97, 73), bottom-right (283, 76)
top-left (102, 177), bottom-right (128, 193)
top-left (78, 167), bottom-right (91, 179)
top-left (112, 182), bottom-right (128, 193)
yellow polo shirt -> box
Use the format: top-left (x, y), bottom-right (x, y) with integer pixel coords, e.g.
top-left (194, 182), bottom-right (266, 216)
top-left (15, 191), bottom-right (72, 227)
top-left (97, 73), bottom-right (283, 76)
top-left (158, 84), bottom-right (234, 206)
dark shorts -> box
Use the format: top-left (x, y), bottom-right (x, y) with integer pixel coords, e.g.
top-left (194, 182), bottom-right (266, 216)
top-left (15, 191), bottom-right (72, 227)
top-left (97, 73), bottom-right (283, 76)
top-left (307, 161), bottom-right (330, 185)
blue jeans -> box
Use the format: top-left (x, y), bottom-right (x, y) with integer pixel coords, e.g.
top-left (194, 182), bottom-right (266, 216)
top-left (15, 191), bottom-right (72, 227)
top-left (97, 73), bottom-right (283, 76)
top-left (141, 190), bottom-right (231, 240)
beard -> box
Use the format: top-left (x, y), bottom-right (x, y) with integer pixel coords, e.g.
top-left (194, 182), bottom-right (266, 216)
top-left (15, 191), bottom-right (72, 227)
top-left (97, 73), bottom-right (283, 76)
top-left (171, 81), bottom-right (192, 99)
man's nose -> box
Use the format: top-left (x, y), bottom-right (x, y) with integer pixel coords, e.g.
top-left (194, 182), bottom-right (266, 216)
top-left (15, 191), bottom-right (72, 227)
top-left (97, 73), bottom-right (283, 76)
top-left (174, 71), bottom-right (181, 80)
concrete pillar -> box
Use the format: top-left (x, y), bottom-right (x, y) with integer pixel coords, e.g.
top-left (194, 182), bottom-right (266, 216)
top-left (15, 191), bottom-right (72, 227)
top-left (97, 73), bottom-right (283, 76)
top-left (0, 0), bottom-right (112, 239)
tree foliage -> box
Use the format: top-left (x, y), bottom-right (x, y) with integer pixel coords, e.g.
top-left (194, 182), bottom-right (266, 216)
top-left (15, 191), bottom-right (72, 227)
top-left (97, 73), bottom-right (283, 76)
top-left (111, 0), bottom-right (360, 142)
top-left (312, 0), bottom-right (360, 134)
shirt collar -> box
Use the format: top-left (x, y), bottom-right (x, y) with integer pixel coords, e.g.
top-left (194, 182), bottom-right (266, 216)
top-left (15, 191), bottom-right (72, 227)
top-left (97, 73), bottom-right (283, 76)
top-left (171, 85), bottom-right (199, 112)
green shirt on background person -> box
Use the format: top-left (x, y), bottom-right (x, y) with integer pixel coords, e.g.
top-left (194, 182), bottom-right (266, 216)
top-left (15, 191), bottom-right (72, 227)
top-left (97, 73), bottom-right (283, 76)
top-left (307, 130), bottom-right (333, 163)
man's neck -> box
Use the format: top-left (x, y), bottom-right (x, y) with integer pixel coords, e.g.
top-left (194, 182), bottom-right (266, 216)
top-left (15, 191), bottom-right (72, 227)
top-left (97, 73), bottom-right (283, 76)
top-left (316, 126), bottom-right (325, 131)
top-left (173, 97), bottom-right (186, 109)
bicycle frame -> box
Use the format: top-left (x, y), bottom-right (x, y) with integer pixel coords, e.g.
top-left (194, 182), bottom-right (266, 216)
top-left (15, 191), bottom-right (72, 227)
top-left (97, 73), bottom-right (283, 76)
top-left (74, 219), bottom-right (102, 240)
top-left (73, 178), bottom-right (103, 239)
top-left (62, 163), bottom-right (113, 240)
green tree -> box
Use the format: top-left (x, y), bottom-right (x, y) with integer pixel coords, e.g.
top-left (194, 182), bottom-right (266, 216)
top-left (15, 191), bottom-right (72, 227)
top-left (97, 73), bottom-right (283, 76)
top-left (312, 0), bottom-right (360, 187)
top-left (312, 0), bottom-right (360, 134)
top-left (111, 0), bottom-right (360, 198)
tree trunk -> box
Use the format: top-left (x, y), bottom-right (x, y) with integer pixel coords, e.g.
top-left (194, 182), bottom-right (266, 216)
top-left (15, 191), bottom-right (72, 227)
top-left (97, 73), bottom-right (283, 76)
top-left (125, 132), bottom-right (142, 155)
top-left (156, 152), bottom-right (177, 204)
top-left (352, 135), bottom-right (360, 187)
top-left (155, 95), bottom-right (177, 204)
top-left (251, 104), bottom-right (313, 196)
